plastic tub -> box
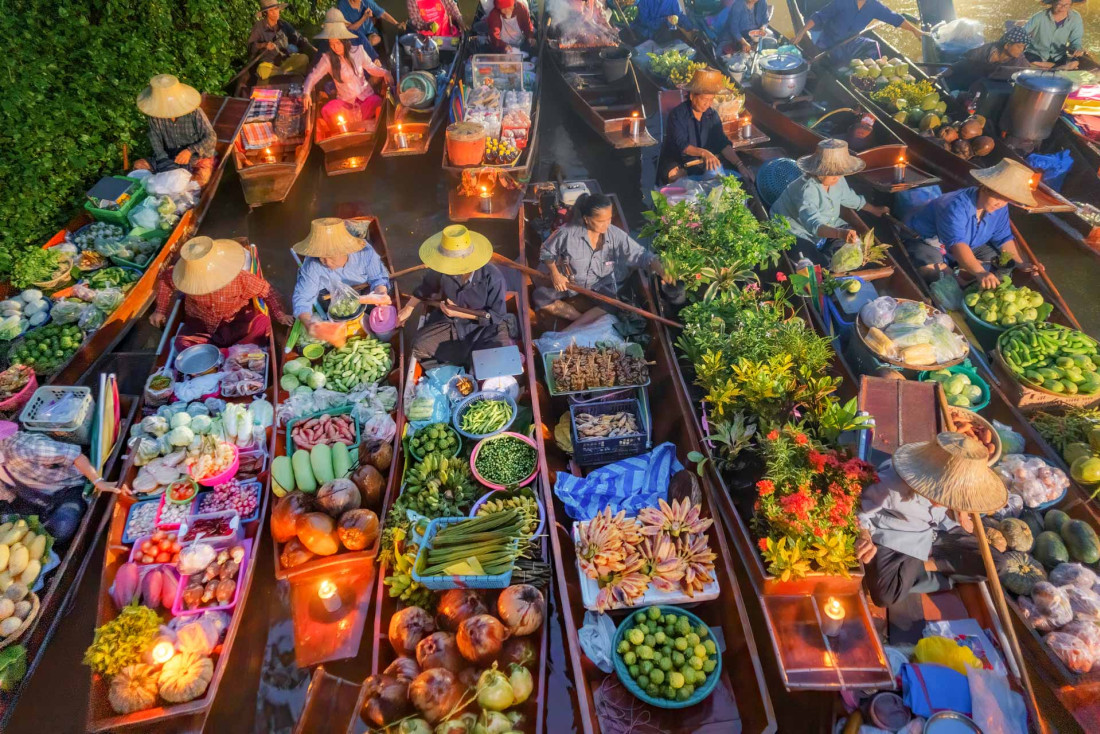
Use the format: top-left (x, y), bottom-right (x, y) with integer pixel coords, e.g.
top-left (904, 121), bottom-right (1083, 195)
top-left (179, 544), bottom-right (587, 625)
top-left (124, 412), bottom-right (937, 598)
top-left (452, 390), bottom-right (517, 440)
top-left (470, 432), bottom-right (538, 489)
top-left (189, 444), bottom-right (240, 487)
top-left (470, 486), bottom-right (545, 538)
top-left (122, 499), bottom-right (163, 545)
top-left (446, 121), bottom-right (488, 166)
top-left (411, 516), bottom-right (517, 591)
top-left (286, 405), bottom-right (360, 454)
top-left (172, 538), bottom-right (252, 616)
top-left (195, 479), bottom-right (263, 523)
top-left (127, 531), bottom-right (182, 567)
top-left (918, 364), bottom-right (991, 413)
top-left (178, 510), bottom-right (243, 544)
top-left (83, 176), bottom-right (146, 227)
top-left (19, 386), bottom-right (95, 445)
top-left (155, 492), bottom-right (195, 529)
top-left (407, 422), bottom-right (463, 462)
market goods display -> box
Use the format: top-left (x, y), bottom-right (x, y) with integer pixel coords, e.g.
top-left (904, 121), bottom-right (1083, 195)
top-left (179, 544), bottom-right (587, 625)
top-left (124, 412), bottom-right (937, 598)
top-left (417, 511), bottom-right (525, 579)
top-left (182, 516), bottom-right (235, 543)
top-left (964, 282), bottom-right (1052, 328)
top-left (318, 336), bottom-right (392, 392)
top-left (327, 289), bottom-right (361, 320)
top-left (8, 324), bottom-right (85, 374)
top-left (925, 368), bottom-right (985, 408)
top-left (0, 290), bottom-right (51, 340)
top-left (131, 529), bottom-right (182, 567)
top-left (614, 606), bottom-right (719, 705)
top-left (395, 455), bottom-right (480, 521)
top-left (124, 502), bottom-right (159, 541)
top-left (410, 422), bottom-right (461, 459)
top-left (458, 397), bottom-right (514, 437)
top-left (10, 249), bottom-right (65, 291)
top-left (85, 266), bottom-right (140, 290)
top-left (999, 323), bottom-right (1100, 396)
top-left (476, 492), bottom-right (541, 540)
top-left (646, 49), bottom-right (705, 86)
top-left (948, 408), bottom-right (999, 460)
top-left (995, 455), bottom-right (1070, 508)
top-left (198, 479), bottom-right (260, 517)
top-left (0, 364), bottom-right (33, 402)
top-left (290, 412), bottom-right (355, 450)
top-left (71, 222), bottom-right (124, 250)
top-left (271, 484), bottom-right (380, 568)
top-left (0, 582), bottom-right (37, 642)
top-left (178, 542), bottom-right (244, 611)
top-left (473, 435), bottom-right (537, 487)
top-left (0, 517), bottom-right (54, 591)
top-left (574, 410), bottom-right (640, 438)
top-left (280, 356), bottom-right (327, 393)
top-left (484, 137), bottom-right (520, 165)
top-left (84, 604), bottom-right (161, 677)
top-left (275, 441), bottom-right (354, 495)
top-left (549, 343), bottom-right (649, 392)
top-left (859, 297), bottom-right (968, 366)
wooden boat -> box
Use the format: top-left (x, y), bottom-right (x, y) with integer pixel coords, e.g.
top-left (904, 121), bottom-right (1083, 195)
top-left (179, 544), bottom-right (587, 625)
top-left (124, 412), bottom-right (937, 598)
top-left (518, 184), bottom-right (776, 732)
top-left (0, 381), bottom-right (136, 730)
top-left (291, 667), bottom-right (364, 734)
top-left (273, 216), bottom-right (404, 668)
top-left (381, 33), bottom-right (468, 157)
top-left (85, 244), bottom-right (277, 732)
top-left (314, 93), bottom-right (383, 176)
top-left (232, 77), bottom-right (314, 208)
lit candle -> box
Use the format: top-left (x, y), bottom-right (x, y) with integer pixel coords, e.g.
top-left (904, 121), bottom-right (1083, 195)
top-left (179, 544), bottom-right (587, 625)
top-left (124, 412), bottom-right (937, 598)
top-left (740, 113), bottom-right (753, 140)
top-left (264, 147), bottom-right (275, 164)
top-left (479, 185), bottom-right (492, 214)
top-left (337, 114), bottom-right (347, 133)
top-left (894, 153), bottom-right (907, 184)
top-left (1029, 173), bottom-right (1039, 190)
top-left (318, 579), bottom-right (341, 613)
top-left (627, 111), bottom-right (642, 140)
top-left (821, 596), bottom-right (845, 637)
top-left (394, 124), bottom-right (408, 149)
top-left (151, 639), bottom-right (175, 665)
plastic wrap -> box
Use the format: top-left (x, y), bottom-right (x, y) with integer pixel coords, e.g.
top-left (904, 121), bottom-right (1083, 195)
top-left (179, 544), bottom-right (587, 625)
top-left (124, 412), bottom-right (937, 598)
top-left (78, 306), bottom-right (106, 331)
top-left (1032, 582), bottom-right (1075, 628)
top-left (993, 420), bottom-right (1026, 455)
top-left (1064, 586), bottom-right (1100, 623)
top-left (930, 273), bottom-right (964, 312)
top-left (884, 323), bottom-right (934, 347)
top-left (829, 241), bottom-right (863, 273)
top-left (50, 299), bottom-right (89, 325)
top-left (927, 324), bottom-right (968, 362)
top-left (893, 301), bottom-right (928, 325)
top-left (1050, 563), bottom-right (1100, 590)
top-left (994, 455), bottom-right (1069, 508)
top-left (92, 288), bottom-right (125, 313)
top-left (1061, 620), bottom-right (1100, 662)
top-left (859, 296), bottom-right (897, 329)
top-left (1046, 631), bottom-right (1094, 673)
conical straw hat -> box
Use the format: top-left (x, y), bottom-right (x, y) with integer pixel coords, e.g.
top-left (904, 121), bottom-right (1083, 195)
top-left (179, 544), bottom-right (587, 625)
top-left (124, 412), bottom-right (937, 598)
top-left (293, 218), bottom-right (366, 258)
top-left (172, 237), bottom-right (248, 295)
top-left (797, 138), bottom-right (866, 177)
top-left (137, 75), bottom-right (202, 119)
top-left (893, 432), bottom-right (1008, 514)
top-left (315, 8), bottom-right (357, 40)
top-left (419, 225), bottom-right (493, 275)
top-left (683, 68), bottom-right (725, 94)
top-left (970, 158), bottom-right (1039, 208)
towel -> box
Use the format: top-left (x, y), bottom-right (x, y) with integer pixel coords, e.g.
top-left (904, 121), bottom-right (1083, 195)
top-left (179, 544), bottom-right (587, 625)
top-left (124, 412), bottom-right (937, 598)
top-left (900, 663), bottom-right (972, 719)
top-left (553, 442), bottom-right (683, 521)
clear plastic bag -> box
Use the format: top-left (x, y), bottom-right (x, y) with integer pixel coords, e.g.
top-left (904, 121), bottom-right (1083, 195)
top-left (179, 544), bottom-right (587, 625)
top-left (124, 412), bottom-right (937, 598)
top-left (829, 240), bottom-right (863, 273)
top-left (1032, 582), bottom-right (1074, 629)
top-left (860, 296), bottom-right (897, 329)
top-left (927, 324), bottom-right (968, 363)
top-left (893, 301), bottom-right (929, 325)
top-left (1050, 563), bottom-right (1100, 590)
top-left (1063, 585), bottom-right (1100, 623)
top-left (78, 306), bottom-right (106, 331)
top-left (533, 313), bottom-right (629, 353)
top-left (50, 299), bottom-right (89, 325)
top-left (127, 198), bottom-right (161, 230)
top-left (361, 411), bottom-right (397, 443)
top-left (884, 323), bottom-right (934, 348)
top-left (325, 273), bottom-right (361, 320)
top-left (993, 420), bottom-right (1026, 455)
top-left (1045, 631), bottom-right (1094, 673)
top-left (1061, 620), bottom-right (1100, 663)
top-left (145, 169), bottom-right (193, 196)
top-left (930, 273), bottom-right (964, 312)
top-left (39, 392), bottom-right (84, 423)
top-left (92, 288), bottom-right (125, 313)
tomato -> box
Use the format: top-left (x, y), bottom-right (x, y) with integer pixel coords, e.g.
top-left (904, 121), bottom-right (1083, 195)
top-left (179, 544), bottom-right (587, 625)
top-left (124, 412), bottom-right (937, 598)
top-left (158, 539), bottom-right (172, 552)
top-left (155, 552), bottom-right (170, 563)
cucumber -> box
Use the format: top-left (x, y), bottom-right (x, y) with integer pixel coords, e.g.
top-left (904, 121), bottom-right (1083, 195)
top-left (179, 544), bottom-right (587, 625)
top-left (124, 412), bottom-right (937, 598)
top-left (330, 441), bottom-right (351, 478)
top-left (311, 443), bottom-right (335, 485)
top-left (292, 449), bottom-right (317, 493)
top-left (272, 455), bottom-right (296, 493)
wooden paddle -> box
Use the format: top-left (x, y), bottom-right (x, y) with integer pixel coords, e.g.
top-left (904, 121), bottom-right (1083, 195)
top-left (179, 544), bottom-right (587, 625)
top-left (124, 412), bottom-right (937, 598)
top-left (489, 253), bottom-right (684, 329)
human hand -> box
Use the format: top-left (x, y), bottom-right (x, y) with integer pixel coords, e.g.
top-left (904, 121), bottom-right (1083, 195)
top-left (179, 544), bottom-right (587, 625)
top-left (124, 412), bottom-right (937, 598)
top-left (979, 271), bottom-right (1000, 290)
top-left (702, 150), bottom-right (720, 172)
top-left (844, 228), bottom-right (860, 244)
top-left (302, 94), bottom-right (313, 109)
top-left (551, 268), bottom-right (570, 291)
top-left (265, 42), bottom-right (277, 51)
top-left (856, 528), bottom-right (877, 564)
top-left (741, 40), bottom-right (752, 54)
top-left (150, 312), bottom-right (166, 329)
top-left (957, 511), bottom-right (975, 534)
top-left (360, 291), bottom-right (392, 306)
top-left (174, 149), bottom-right (193, 165)
top-left (1059, 60), bottom-right (1080, 70)
top-left (276, 313), bottom-right (295, 327)
top-left (874, 205), bottom-right (890, 218)
top-left (397, 303), bottom-right (415, 325)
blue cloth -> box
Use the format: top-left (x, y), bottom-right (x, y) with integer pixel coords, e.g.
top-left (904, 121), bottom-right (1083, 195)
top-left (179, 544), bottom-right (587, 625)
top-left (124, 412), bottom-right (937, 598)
top-left (292, 246), bottom-right (391, 317)
top-left (770, 173), bottom-right (865, 241)
top-left (906, 187), bottom-right (1013, 254)
top-left (339, 0), bottom-right (387, 43)
top-left (722, 0), bottom-right (769, 45)
top-left (633, 0), bottom-right (682, 37)
top-left (553, 442), bottom-right (683, 521)
top-left (901, 663), bottom-right (972, 719)
top-left (1027, 150), bottom-right (1074, 192)
top-left (809, 0), bottom-right (904, 57)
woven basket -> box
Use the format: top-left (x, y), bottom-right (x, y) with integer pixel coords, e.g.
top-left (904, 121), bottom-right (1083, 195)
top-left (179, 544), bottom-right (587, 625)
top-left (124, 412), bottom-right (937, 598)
top-left (32, 255), bottom-right (75, 292)
top-left (993, 348), bottom-right (1100, 413)
top-left (0, 592), bottom-right (40, 651)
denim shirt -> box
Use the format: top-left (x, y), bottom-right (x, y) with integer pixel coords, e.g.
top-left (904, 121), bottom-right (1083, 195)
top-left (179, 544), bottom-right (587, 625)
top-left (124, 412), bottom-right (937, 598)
top-left (858, 462), bottom-right (957, 560)
top-left (770, 174), bottom-right (865, 241)
top-left (292, 246), bottom-right (391, 317)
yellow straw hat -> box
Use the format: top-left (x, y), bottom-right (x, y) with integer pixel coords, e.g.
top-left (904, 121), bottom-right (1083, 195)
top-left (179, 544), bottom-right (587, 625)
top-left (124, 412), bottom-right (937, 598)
top-left (797, 138), bottom-right (867, 177)
top-left (314, 8), bottom-right (357, 40)
top-left (172, 237), bottom-right (249, 296)
top-left (893, 432), bottom-right (1008, 514)
top-left (137, 75), bottom-right (203, 119)
top-left (293, 218), bottom-right (366, 258)
top-left (419, 225), bottom-right (493, 276)
top-left (683, 68), bottom-right (725, 95)
top-left (970, 158), bottom-right (1039, 208)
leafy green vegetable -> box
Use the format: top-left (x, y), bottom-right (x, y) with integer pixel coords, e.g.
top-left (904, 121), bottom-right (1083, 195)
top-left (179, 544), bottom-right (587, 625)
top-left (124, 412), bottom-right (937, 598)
top-left (83, 603), bottom-right (160, 677)
top-left (0, 646), bottom-right (27, 692)
top-left (10, 249), bottom-right (62, 290)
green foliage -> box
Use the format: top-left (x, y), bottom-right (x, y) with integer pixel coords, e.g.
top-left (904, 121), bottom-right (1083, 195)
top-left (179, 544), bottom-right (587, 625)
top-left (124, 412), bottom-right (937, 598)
top-left (0, 0), bottom-right (321, 280)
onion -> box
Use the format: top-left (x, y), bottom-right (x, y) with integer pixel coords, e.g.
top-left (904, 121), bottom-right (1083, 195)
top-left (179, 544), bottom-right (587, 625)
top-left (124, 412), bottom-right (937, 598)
top-left (436, 589), bottom-right (488, 631)
top-left (416, 631), bottom-right (465, 673)
top-left (435, 712), bottom-right (477, 734)
top-left (476, 710), bottom-right (513, 734)
top-left (397, 718), bottom-right (432, 734)
top-left (508, 663), bottom-right (533, 704)
top-left (389, 606), bottom-right (436, 656)
top-left (456, 614), bottom-right (509, 664)
top-left (497, 584), bottom-right (545, 636)
top-left (500, 636), bottom-right (536, 668)
top-left (361, 674), bottom-right (409, 727)
top-left (384, 655), bottom-right (421, 681)
top-left (476, 666), bottom-right (515, 711)
top-left (409, 668), bottom-right (464, 724)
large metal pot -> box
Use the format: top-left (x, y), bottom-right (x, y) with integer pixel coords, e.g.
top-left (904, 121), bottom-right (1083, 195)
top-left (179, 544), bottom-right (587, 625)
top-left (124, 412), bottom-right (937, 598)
top-left (1000, 70), bottom-right (1076, 142)
top-left (400, 33), bottom-right (440, 70)
top-left (759, 53), bottom-right (807, 100)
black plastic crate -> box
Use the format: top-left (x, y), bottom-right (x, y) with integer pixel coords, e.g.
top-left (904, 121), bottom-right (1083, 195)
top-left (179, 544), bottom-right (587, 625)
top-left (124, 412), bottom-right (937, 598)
top-left (569, 398), bottom-right (646, 466)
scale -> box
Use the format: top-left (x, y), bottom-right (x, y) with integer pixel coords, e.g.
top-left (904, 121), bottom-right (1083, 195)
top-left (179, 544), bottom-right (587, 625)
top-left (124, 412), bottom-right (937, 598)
top-left (471, 345), bottom-right (524, 381)
top-left (85, 176), bottom-right (138, 209)
top-left (560, 181), bottom-right (591, 206)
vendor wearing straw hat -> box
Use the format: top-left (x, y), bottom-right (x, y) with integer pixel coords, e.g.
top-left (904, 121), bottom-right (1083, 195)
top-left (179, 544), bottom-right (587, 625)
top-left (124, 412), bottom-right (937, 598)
top-left (399, 225), bottom-right (510, 365)
top-left (857, 433), bottom-right (1007, 607)
top-left (1024, 0), bottom-right (1086, 70)
top-left (302, 9), bottom-right (393, 131)
top-left (903, 159), bottom-right (1040, 290)
top-left (770, 138), bottom-right (890, 263)
top-left (657, 68), bottom-right (739, 184)
top-left (133, 75), bottom-right (217, 187)
top-left (292, 218), bottom-right (392, 338)
top-left (247, 0), bottom-right (316, 80)
top-left (151, 236), bottom-right (291, 349)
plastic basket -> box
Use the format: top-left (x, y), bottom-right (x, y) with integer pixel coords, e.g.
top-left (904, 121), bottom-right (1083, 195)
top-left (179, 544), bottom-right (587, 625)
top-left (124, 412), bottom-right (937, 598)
top-left (612, 605), bottom-right (722, 709)
top-left (83, 176), bottom-right (146, 226)
top-left (19, 386), bottom-right (95, 444)
top-left (570, 398), bottom-right (647, 466)
top-left (196, 479), bottom-right (263, 523)
top-left (412, 516), bottom-right (517, 590)
top-left (172, 538), bottom-right (252, 616)
top-left (155, 492), bottom-right (195, 529)
top-left (122, 499), bottom-right (163, 545)
top-left (452, 390), bottom-right (517, 440)
top-left (286, 405), bottom-right (360, 454)
top-left (236, 444), bottom-right (269, 481)
top-left (543, 344), bottom-right (651, 397)
top-left (918, 364), bottom-right (991, 413)
top-left (179, 510), bottom-right (243, 544)
top-left (470, 486), bottom-right (546, 538)
top-left (407, 422), bottom-right (463, 462)
top-left (470, 432), bottom-right (539, 489)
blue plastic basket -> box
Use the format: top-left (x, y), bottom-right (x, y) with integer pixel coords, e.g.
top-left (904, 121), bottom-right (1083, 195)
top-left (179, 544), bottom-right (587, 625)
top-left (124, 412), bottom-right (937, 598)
top-left (122, 498), bottom-right (162, 545)
top-left (194, 479), bottom-right (263, 524)
top-left (612, 605), bottom-right (723, 709)
top-left (412, 516), bottom-right (517, 590)
top-left (451, 390), bottom-right (517, 440)
top-left (918, 363), bottom-right (991, 413)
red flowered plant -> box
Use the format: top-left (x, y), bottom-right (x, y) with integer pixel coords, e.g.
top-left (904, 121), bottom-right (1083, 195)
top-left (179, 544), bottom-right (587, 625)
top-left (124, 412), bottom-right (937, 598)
top-left (753, 425), bottom-right (877, 580)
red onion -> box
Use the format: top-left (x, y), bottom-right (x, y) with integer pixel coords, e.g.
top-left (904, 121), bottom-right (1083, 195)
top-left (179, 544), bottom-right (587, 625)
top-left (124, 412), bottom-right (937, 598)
top-left (416, 631), bottom-right (465, 673)
top-left (436, 589), bottom-right (488, 631)
top-left (408, 668), bottom-right (464, 724)
top-left (389, 606), bottom-right (436, 656)
top-left (384, 655), bottom-right (421, 681)
top-left (500, 636), bottom-right (537, 668)
top-left (497, 584), bottom-right (545, 636)
top-left (361, 674), bottom-right (409, 727)
top-left (456, 614), bottom-right (509, 664)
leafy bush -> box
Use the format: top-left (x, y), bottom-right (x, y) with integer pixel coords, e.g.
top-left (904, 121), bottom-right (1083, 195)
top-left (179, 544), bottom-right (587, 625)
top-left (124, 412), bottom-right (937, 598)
top-left (0, 0), bottom-right (321, 281)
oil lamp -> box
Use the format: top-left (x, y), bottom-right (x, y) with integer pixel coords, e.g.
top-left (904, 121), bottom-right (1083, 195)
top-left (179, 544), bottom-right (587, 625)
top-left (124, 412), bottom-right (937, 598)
top-left (740, 112), bottom-right (753, 140)
top-left (479, 185), bottom-right (493, 214)
top-left (627, 111), bottom-right (642, 140)
top-left (337, 114), bottom-right (348, 133)
top-left (263, 147), bottom-right (275, 164)
top-left (894, 153), bottom-right (907, 184)
top-left (394, 124), bottom-right (408, 149)
top-left (318, 579), bottom-right (341, 613)
top-left (822, 596), bottom-right (845, 637)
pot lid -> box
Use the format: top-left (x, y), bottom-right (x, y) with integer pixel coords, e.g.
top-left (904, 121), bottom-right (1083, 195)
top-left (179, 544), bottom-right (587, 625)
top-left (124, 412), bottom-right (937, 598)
top-left (1013, 71), bottom-right (1074, 94)
top-left (761, 53), bottom-right (806, 72)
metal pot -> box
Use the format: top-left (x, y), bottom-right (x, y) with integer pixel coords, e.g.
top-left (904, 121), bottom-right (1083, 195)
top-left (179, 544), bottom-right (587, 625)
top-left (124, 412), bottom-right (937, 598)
top-left (759, 53), bottom-right (807, 100)
top-left (400, 33), bottom-right (440, 71)
top-left (1000, 70), bottom-right (1076, 142)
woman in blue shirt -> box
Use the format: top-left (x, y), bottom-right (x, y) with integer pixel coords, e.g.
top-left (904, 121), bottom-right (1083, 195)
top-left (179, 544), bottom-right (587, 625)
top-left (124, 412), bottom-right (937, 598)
top-left (718, 0), bottom-right (770, 54)
top-left (792, 0), bottom-right (926, 63)
top-left (903, 160), bottom-right (1039, 289)
top-left (1024, 0), bottom-right (1086, 69)
top-left (338, 0), bottom-right (405, 61)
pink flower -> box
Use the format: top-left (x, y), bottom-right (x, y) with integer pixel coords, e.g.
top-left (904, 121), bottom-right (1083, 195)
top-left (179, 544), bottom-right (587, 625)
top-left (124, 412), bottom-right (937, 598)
top-left (745, 282), bottom-right (760, 293)
top-left (775, 272), bottom-right (788, 282)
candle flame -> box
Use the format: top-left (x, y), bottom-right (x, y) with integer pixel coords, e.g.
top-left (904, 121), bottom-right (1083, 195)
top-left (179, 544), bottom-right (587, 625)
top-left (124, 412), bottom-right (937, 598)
top-left (397, 124), bottom-right (403, 133)
top-left (480, 185), bottom-right (488, 195)
top-left (897, 154), bottom-right (906, 165)
top-left (632, 111), bottom-right (639, 118)
top-left (152, 641), bottom-right (175, 664)
top-left (1029, 174), bottom-right (1038, 189)
top-left (318, 579), bottom-right (337, 600)
top-left (823, 596), bottom-right (845, 620)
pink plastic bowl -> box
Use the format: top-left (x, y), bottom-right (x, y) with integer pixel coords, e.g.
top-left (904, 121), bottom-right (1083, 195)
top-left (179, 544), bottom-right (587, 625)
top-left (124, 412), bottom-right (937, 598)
top-left (369, 305), bottom-right (397, 334)
top-left (190, 444), bottom-right (240, 487)
top-left (469, 431), bottom-right (538, 490)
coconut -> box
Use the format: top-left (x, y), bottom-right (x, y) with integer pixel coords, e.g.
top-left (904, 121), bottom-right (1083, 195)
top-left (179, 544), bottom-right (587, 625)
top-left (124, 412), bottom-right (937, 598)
top-left (939, 126), bottom-right (959, 143)
top-left (971, 136), bottom-right (995, 157)
top-left (952, 139), bottom-right (973, 159)
top-left (959, 118), bottom-right (983, 140)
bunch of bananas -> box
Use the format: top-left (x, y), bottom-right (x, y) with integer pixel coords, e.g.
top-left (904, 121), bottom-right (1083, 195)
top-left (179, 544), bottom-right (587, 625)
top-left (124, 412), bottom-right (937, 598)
top-left (476, 494), bottom-right (540, 538)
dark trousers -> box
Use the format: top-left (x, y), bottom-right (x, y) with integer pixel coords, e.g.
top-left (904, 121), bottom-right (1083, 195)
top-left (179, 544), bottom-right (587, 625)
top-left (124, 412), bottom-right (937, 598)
top-left (411, 317), bottom-right (510, 367)
top-left (864, 527), bottom-right (1000, 607)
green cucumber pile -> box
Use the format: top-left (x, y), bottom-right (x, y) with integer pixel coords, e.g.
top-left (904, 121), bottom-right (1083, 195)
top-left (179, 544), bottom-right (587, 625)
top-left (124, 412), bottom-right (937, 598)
top-left (1000, 323), bottom-right (1100, 395)
top-left (460, 398), bottom-right (512, 436)
top-left (410, 422), bottom-right (460, 459)
top-left (474, 435), bottom-right (537, 486)
top-left (319, 335), bottom-right (392, 392)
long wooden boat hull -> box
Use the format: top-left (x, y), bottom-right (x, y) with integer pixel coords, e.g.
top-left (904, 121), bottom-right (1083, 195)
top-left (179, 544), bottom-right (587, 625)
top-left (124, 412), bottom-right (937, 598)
top-left (233, 79), bottom-right (313, 208)
top-left (381, 34), bottom-right (468, 157)
top-left (315, 114), bottom-right (381, 176)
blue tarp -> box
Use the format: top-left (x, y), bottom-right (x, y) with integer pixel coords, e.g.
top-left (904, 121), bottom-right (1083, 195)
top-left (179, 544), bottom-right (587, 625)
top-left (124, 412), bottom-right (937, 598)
top-left (553, 442), bottom-right (683, 521)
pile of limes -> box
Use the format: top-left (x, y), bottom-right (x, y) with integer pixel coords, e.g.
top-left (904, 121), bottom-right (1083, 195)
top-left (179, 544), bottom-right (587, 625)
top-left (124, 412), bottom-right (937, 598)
top-left (616, 606), bottom-right (718, 703)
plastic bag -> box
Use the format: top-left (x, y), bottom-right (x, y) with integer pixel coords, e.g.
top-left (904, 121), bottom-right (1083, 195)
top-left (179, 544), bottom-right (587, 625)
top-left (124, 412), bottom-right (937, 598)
top-left (325, 273), bottom-right (361, 320)
top-left (134, 437), bottom-right (162, 467)
top-left (884, 323), bottom-right (934, 348)
top-left (967, 666), bottom-right (1027, 734)
top-left (893, 301), bottom-right (928, 325)
top-left (932, 18), bottom-right (985, 53)
top-left (361, 411), bottom-right (397, 443)
top-left (1050, 563), bottom-right (1100, 590)
top-left (829, 240), bottom-right (864, 273)
top-left (92, 288), bottom-right (125, 313)
top-left (1032, 582), bottom-right (1074, 628)
top-left (145, 168), bottom-right (192, 196)
top-left (929, 273), bottom-right (964, 312)
top-left (578, 611), bottom-right (617, 674)
top-left (993, 419), bottom-right (1026, 455)
top-left (50, 299), bottom-right (89, 325)
top-left (927, 324), bottom-right (968, 363)
top-left (174, 372), bottom-right (224, 403)
top-left (178, 542), bottom-right (217, 575)
top-left (404, 379), bottom-right (448, 424)
top-left (1027, 150), bottom-right (1074, 192)
top-left (78, 306), bottom-right (106, 331)
top-left (1046, 631), bottom-right (1094, 673)
top-left (860, 297), bottom-right (898, 329)
top-left (1063, 585), bottom-right (1100, 623)
top-left (534, 313), bottom-right (629, 354)
top-left (71, 283), bottom-right (96, 302)
top-left (140, 415), bottom-right (170, 437)
top-left (127, 198), bottom-right (161, 230)
top-left (1061, 620), bottom-right (1100, 663)
top-left (913, 635), bottom-right (983, 675)
top-left (39, 392), bottom-right (84, 423)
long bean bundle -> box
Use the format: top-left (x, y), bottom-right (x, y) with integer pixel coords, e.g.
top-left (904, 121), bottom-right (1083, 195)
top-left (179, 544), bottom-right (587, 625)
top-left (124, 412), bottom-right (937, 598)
top-left (421, 510), bottom-right (525, 576)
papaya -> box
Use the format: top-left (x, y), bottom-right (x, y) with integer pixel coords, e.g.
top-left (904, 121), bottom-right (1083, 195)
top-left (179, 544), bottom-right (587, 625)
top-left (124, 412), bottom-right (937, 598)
top-left (1044, 508), bottom-right (1071, 534)
top-left (1034, 531), bottom-right (1070, 568)
top-left (1071, 455), bottom-right (1100, 485)
top-left (1061, 519), bottom-right (1100, 564)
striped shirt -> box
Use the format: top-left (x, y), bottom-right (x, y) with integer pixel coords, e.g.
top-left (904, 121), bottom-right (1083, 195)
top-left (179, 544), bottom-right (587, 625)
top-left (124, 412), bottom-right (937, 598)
top-left (146, 108), bottom-right (217, 172)
top-left (0, 432), bottom-right (82, 506)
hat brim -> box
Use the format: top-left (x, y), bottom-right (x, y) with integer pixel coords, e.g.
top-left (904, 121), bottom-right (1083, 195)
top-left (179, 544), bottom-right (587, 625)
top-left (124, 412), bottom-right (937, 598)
top-left (893, 442), bottom-right (1008, 514)
top-left (683, 83), bottom-right (723, 94)
top-left (315, 24), bottom-right (358, 40)
top-left (970, 168), bottom-right (1039, 208)
top-left (292, 234), bottom-right (366, 258)
top-left (419, 231), bottom-right (494, 275)
top-left (796, 153), bottom-right (866, 177)
top-left (257, 1), bottom-right (289, 17)
top-left (172, 240), bottom-right (248, 295)
top-left (136, 83), bottom-right (202, 119)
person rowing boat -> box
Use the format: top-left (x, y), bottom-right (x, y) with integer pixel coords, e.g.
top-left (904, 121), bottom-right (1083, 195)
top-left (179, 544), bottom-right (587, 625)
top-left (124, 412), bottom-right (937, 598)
top-left (398, 225), bottom-right (511, 365)
top-left (292, 218), bottom-right (393, 340)
top-left (532, 192), bottom-right (670, 325)
top-left (791, 0), bottom-right (925, 64)
top-left (769, 139), bottom-right (889, 263)
top-left (338, 0), bottom-right (405, 61)
top-left (901, 159), bottom-right (1040, 290)
top-left (943, 26), bottom-right (1031, 91)
top-left (247, 0), bottom-right (316, 80)
top-left (657, 68), bottom-right (740, 183)
top-left (151, 236), bottom-right (291, 349)
top-left (1023, 0), bottom-right (1086, 70)
top-left (132, 75), bottom-right (217, 187)
top-left (302, 9), bottom-right (393, 131)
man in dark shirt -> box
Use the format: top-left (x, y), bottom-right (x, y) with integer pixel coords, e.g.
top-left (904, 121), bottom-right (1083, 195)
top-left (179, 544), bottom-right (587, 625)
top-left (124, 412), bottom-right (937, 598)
top-left (399, 225), bottom-right (511, 366)
top-left (133, 75), bottom-right (218, 186)
top-left (247, 0), bottom-right (315, 79)
top-left (657, 68), bottom-right (738, 184)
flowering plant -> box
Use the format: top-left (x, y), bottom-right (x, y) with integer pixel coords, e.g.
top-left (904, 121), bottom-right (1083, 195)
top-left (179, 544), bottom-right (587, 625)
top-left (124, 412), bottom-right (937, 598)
top-left (753, 426), bottom-right (877, 580)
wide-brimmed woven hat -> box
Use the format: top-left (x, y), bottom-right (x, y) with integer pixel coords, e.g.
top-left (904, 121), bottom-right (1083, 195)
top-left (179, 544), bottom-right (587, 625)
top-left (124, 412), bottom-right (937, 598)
top-left (257, 0), bottom-right (289, 18)
top-left (797, 138), bottom-right (866, 177)
top-left (683, 68), bottom-right (725, 95)
top-left (971, 158), bottom-right (1039, 207)
top-left (173, 237), bottom-right (248, 295)
top-left (293, 218), bottom-right (366, 258)
top-left (894, 432), bottom-right (1008, 514)
top-left (315, 8), bottom-right (357, 40)
top-left (419, 225), bottom-right (493, 275)
top-left (1041, 0), bottom-right (1083, 5)
top-left (137, 75), bottom-right (202, 119)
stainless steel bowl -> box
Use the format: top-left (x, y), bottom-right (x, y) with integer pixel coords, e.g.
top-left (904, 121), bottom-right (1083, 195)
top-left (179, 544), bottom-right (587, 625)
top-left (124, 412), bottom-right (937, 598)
top-left (175, 343), bottom-right (223, 376)
top-left (760, 53), bottom-right (808, 100)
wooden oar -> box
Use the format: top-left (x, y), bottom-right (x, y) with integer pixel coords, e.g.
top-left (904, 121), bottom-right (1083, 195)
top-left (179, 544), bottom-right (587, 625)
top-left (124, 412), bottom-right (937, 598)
top-left (808, 22), bottom-right (883, 65)
top-left (1007, 221), bottom-right (1082, 332)
top-left (489, 253), bottom-right (684, 329)
top-left (225, 53), bottom-right (265, 92)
